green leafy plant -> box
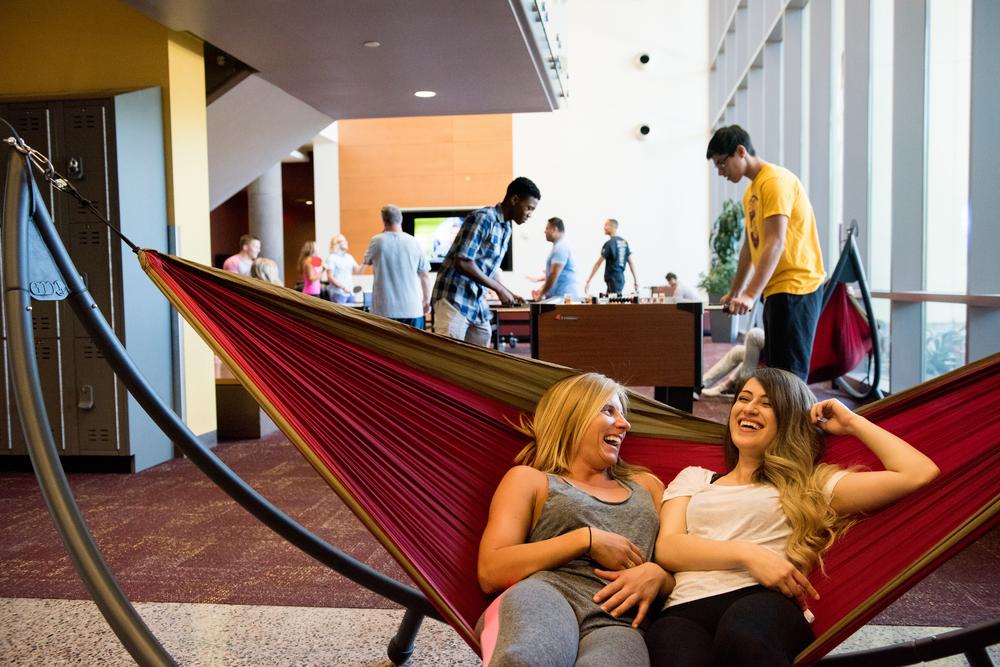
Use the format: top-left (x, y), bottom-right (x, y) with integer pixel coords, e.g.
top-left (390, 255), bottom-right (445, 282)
top-left (698, 199), bottom-right (744, 297)
top-left (924, 326), bottom-right (965, 379)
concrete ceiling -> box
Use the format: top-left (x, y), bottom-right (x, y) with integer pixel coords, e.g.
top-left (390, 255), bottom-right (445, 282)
top-left (124, 0), bottom-right (562, 120)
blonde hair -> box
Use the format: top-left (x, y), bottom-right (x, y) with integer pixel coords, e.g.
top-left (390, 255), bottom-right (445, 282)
top-left (724, 368), bottom-right (854, 574)
top-left (515, 373), bottom-right (646, 480)
top-left (329, 234), bottom-right (348, 253)
top-left (250, 257), bottom-right (282, 285)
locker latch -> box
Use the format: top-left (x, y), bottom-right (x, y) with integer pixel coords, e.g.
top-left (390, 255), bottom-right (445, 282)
top-left (78, 385), bottom-right (94, 410)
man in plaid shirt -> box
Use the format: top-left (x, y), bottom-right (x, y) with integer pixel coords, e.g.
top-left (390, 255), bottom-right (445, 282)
top-left (431, 177), bottom-right (541, 346)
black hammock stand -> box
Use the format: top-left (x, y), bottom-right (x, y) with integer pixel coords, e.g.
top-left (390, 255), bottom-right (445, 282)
top-left (1, 133), bottom-right (996, 666)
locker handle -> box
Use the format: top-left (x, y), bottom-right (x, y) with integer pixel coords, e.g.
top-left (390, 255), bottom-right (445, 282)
top-left (78, 385), bottom-right (95, 410)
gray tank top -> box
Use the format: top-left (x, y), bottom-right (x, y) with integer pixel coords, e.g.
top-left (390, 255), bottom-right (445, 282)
top-left (527, 474), bottom-right (659, 635)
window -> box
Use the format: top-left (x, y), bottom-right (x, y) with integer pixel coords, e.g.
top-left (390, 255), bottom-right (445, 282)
top-left (867, 0), bottom-right (893, 291)
top-left (922, 0), bottom-right (971, 379)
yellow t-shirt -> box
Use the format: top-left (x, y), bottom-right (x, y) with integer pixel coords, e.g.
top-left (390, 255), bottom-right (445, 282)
top-left (742, 162), bottom-right (826, 297)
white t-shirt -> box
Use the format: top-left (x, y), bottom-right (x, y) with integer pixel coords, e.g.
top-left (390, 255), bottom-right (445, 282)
top-left (675, 283), bottom-right (701, 302)
top-left (326, 251), bottom-right (358, 297)
top-left (363, 232), bottom-right (430, 318)
top-left (662, 465), bottom-right (848, 606)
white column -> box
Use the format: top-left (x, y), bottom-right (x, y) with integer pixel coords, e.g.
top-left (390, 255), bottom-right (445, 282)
top-left (889, 0), bottom-right (927, 390)
top-left (247, 163), bottom-right (285, 279)
top-left (782, 6), bottom-right (807, 179)
top-left (967, 0), bottom-right (1000, 361)
top-left (842, 0), bottom-right (871, 266)
top-left (313, 127), bottom-right (340, 253)
top-left (809, 0), bottom-right (834, 264)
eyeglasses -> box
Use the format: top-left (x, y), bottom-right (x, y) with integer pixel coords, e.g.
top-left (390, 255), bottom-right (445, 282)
top-left (712, 154), bottom-right (732, 170)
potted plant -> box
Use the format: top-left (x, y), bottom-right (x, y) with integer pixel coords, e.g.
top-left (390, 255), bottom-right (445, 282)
top-left (698, 199), bottom-right (743, 343)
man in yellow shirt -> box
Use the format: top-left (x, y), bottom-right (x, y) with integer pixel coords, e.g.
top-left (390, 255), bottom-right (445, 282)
top-left (706, 125), bottom-right (826, 380)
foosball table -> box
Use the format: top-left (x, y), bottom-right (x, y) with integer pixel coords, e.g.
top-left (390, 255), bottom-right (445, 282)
top-left (528, 300), bottom-right (703, 412)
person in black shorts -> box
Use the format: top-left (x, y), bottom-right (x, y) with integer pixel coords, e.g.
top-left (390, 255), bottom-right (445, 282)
top-left (585, 218), bottom-right (639, 295)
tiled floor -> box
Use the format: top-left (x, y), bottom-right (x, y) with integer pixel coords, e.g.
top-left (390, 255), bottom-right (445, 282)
top-left (2, 597), bottom-right (996, 666)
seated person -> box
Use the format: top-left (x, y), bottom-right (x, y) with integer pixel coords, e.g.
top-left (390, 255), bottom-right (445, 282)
top-left (700, 327), bottom-right (765, 397)
top-left (478, 372), bottom-right (673, 667)
top-left (646, 368), bottom-right (940, 667)
top-left (664, 272), bottom-right (701, 301)
top-left (250, 257), bottom-right (283, 285)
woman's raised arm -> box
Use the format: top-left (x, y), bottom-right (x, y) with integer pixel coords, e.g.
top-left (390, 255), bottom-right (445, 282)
top-left (812, 399), bottom-right (940, 515)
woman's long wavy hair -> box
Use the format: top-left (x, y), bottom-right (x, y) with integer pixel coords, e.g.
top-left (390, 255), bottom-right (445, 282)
top-left (297, 240), bottom-right (318, 267)
top-left (725, 368), bottom-right (854, 574)
top-left (514, 373), bottom-right (647, 480)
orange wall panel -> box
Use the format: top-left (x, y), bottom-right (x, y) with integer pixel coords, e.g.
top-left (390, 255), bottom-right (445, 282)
top-left (453, 140), bottom-right (513, 175)
top-left (338, 116), bottom-right (456, 146)
top-left (338, 114), bottom-right (513, 259)
top-left (340, 142), bottom-right (455, 177)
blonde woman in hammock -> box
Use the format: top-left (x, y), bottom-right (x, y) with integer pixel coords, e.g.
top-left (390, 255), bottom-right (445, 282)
top-left (478, 373), bottom-right (674, 666)
top-left (646, 368), bottom-right (939, 666)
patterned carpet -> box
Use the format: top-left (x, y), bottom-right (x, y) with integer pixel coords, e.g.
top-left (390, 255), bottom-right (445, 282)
top-left (0, 431), bottom-right (410, 609)
top-left (0, 340), bottom-right (996, 627)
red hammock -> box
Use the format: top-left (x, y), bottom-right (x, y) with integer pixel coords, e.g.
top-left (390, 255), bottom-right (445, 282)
top-left (806, 227), bottom-right (882, 396)
top-left (139, 250), bottom-right (999, 665)
top-left (808, 282), bottom-right (872, 384)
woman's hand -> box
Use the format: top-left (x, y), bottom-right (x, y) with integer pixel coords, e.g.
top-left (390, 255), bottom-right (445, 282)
top-left (593, 563), bottom-right (673, 628)
top-left (589, 528), bottom-right (646, 571)
top-left (743, 543), bottom-right (818, 606)
top-left (810, 398), bottom-right (859, 436)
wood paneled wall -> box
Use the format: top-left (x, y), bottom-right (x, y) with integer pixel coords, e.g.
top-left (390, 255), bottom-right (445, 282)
top-left (338, 115), bottom-right (513, 262)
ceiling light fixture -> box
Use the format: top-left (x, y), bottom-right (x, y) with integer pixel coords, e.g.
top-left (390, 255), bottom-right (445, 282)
top-left (362, 40), bottom-right (381, 48)
top-left (414, 90), bottom-right (437, 98)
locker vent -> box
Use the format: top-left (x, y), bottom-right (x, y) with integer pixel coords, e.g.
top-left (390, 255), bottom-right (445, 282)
top-left (31, 315), bottom-right (53, 334)
top-left (75, 228), bottom-right (103, 246)
top-left (34, 341), bottom-right (54, 361)
top-left (70, 110), bottom-right (99, 130)
top-left (84, 428), bottom-right (112, 446)
top-left (80, 342), bottom-right (104, 360)
top-left (15, 115), bottom-right (42, 132)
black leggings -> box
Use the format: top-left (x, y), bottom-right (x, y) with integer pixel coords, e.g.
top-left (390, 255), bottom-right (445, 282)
top-left (645, 586), bottom-right (814, 667)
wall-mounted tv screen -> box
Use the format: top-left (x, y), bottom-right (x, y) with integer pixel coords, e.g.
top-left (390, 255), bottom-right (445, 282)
top-left (401, 208), bottom-right (513, 272)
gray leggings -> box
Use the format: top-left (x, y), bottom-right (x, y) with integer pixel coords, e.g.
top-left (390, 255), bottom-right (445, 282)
top-left (483, 578), bottom-right (650, 667)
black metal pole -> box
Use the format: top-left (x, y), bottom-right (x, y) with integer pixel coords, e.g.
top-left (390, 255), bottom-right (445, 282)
top-left (3, 146), bottom-right (176, 665)
top-left (22, 172), bottom-right (439, 619)
top-left (386, 607), bottom-right (426, 664)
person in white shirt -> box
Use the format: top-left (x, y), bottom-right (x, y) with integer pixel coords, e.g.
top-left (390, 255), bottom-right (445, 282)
top-left (664, 272), bottom-right (701, 302)
top-left (362, 205), bottom-right (431, 329)
top-left (644, 368), bottom-right (939, 666)
top-left (326, 234), bottom-right (361, 304)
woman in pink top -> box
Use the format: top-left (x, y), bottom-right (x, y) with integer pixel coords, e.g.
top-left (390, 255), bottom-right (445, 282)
top-left (298, 241), bottom-right (324, 296)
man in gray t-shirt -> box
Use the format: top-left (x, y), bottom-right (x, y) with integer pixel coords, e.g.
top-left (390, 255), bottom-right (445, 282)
top-left (362, 205), bottom-right (431, 329)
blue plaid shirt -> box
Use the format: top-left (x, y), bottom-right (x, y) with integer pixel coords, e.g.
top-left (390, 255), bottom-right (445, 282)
top-left (432, 204), bottom-right (511, 323)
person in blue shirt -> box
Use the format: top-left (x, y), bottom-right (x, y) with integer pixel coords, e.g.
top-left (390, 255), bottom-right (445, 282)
top-left (533, 217), bottom-right (583, 301)
top-left (431, 177), bottom-right (541, 346)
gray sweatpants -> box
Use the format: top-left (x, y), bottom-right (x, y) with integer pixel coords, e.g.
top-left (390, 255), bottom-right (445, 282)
top-left (482, 578), bottom-right (650, 667)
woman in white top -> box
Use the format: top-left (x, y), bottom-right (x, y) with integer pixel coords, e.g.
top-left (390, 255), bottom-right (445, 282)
top-left (646, 367), bottom-right (939, 667)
